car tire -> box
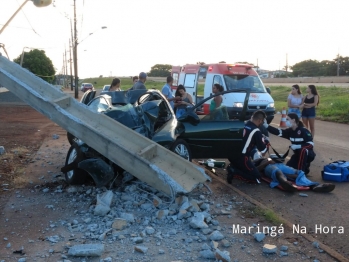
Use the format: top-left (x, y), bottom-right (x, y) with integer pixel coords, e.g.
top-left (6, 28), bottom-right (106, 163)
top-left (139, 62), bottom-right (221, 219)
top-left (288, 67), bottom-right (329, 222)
top-left (64, 143), bottom-right (88, 185)
top-left (170, 139), bottom-right (192, 161)
top-left (67, 132), bottom-right (78, 145)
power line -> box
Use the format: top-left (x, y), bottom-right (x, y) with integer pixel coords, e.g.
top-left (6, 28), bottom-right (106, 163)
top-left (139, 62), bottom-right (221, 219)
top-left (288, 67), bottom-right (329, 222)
top-left (16, 0), bottom-right (40, 36)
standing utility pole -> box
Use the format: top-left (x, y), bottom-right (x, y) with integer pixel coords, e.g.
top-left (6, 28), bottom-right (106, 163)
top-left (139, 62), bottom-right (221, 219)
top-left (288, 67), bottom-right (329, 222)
top-left (64, 47), bottom-right (68, 87)
top-left (337, 54), bottom-right (340, 76)
top-left (69, 38), bottom-right (73, 91)
top-left (73, 0), bottom-right (79, 99)
top-left (62, 53), bottom-right (65, 87)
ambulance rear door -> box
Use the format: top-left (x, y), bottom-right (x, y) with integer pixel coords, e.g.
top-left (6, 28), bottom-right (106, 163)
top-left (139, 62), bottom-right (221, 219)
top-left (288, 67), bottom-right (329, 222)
top-left (177, 65), bottom-right (197, 104)
top-left (171, 66), bottom-right (181, 92)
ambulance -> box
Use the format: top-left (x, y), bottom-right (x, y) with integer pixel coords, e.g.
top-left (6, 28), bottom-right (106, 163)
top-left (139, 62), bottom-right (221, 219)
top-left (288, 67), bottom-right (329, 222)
top-left (171, 63), bottom-right (275, 123)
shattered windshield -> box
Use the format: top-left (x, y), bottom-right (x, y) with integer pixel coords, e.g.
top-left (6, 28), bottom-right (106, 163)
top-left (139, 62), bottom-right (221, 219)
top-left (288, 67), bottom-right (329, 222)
top-left (223, 75), bottom-right (266, 93)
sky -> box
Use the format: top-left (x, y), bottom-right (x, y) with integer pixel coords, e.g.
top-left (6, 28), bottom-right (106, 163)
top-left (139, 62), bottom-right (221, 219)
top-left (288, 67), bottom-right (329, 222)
top-left (1, 0), bottom-right (349, 79)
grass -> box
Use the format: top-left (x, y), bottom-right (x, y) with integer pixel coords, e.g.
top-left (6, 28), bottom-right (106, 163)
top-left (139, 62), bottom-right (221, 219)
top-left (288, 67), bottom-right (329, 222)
top-left (238, 205), bottom-right (284, 225)
top-left (81, 77), bottom-right (349, 123)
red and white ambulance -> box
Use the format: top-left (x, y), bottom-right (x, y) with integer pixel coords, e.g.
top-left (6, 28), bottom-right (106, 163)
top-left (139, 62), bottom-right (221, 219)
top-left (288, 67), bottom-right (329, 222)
top-left (171, 63), bottom-right (275, 123)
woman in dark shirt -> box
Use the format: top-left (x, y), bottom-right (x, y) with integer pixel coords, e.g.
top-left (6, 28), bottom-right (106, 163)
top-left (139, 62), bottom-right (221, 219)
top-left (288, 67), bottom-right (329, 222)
top-left (302, 85), bottom-right (320, 137)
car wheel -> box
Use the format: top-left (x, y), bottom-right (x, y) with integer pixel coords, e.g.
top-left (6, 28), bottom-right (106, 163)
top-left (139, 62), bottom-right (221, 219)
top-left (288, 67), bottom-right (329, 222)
top-left (64, 143), bottom-right (88, 185)
top-left (170, 139), bottom-right (192, 161)
top-left (67, 132), bottom-right (78, 145)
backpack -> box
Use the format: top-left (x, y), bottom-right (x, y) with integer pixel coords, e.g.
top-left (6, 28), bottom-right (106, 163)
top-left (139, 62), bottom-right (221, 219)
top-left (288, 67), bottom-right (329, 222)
top-left (322, 160), bottom-right (349, 182)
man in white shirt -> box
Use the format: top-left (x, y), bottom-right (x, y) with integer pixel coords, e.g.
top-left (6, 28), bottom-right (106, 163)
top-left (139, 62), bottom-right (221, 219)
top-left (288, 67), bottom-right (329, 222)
top-left (161, 76), bottom-right (176, 109)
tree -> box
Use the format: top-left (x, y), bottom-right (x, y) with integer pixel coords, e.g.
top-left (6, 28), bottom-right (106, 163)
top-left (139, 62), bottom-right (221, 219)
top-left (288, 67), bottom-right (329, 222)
top-left (13, 49), bottom-right (55, 83)
top-left (290, 59), bottom-right (320, 77)
top-left (319, 60), bottom-right (336, 76)
top-left (147, 64), bottom-right (172, 77)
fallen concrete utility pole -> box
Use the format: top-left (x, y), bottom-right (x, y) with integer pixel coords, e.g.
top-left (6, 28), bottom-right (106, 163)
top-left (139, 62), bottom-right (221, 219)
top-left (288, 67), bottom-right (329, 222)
top-left (0, 55), bottom-right (210, 196)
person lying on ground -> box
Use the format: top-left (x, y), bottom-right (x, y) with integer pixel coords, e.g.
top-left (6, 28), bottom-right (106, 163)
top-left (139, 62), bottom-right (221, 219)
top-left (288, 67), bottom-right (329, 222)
top-left (253, 157), bottom-right (335, 193)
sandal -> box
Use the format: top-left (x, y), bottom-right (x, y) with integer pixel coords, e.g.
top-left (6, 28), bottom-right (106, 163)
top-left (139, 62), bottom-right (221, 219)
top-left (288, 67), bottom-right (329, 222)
top-left (312, 183), bottom-right (335, 193)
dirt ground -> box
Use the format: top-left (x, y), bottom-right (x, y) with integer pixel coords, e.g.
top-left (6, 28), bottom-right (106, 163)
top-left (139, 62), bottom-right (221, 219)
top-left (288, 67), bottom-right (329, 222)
top-left (0, 104), bottom-right (346, 262)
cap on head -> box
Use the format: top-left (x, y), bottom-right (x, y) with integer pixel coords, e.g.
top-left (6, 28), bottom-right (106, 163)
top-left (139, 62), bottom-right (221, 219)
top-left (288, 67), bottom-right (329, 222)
top-left (139, 72), bottom-right (147, 79)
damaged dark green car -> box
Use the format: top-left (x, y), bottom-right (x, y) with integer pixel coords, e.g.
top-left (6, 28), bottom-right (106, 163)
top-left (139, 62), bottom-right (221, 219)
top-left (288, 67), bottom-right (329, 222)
top-left (61, 89), bottom-right (250, 187)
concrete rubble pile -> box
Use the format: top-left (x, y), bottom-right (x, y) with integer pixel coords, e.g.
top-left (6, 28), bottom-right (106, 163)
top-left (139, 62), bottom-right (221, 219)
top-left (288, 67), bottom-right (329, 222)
top-left (57, 181), bottom-right (234, 261)
top-left (34, 179), bottom-right (301, 262)
top-left (1, 175), bottom-right (328, 261)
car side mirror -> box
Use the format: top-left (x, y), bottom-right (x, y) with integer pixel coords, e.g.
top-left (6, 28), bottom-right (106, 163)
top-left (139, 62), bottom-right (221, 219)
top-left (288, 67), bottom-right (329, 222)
top-left (266, 87), bottom-right (271, 94)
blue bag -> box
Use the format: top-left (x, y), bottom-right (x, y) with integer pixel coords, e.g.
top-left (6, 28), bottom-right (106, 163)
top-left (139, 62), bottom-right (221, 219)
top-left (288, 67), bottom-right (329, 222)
top-left (322, 160), bottom-right (349, 182)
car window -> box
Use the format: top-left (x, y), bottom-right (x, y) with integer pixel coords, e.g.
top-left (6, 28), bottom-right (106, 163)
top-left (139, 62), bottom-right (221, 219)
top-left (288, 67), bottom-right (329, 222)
top-left (88, 97), bottom-right (109, 113)
top-left (201, 105), bottom-right (229, 121)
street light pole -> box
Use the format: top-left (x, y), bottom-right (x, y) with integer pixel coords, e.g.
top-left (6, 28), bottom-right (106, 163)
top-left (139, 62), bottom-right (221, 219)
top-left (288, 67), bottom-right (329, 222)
top-left (20, 46), bottom-right (45, 66)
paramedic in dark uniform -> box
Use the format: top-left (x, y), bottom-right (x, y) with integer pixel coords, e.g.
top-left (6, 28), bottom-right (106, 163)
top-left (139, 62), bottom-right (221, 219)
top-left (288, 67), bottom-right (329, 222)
top-left (227, 110), bottom-right (269, 183)
top-left (264, 113), bottom-right (315, 174)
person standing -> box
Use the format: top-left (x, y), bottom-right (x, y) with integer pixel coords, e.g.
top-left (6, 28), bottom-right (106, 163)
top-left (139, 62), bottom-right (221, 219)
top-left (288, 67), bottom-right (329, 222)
top-left (209, 84), bottom-right (224, 112)
top-left (130, 72), bottom-right (147, 90)
top-left (161, 76), bottom-right (177, 109)
top-left (264, 113), bottom-right (315, 174)
top-left (302, 85), bottom-right (319, 137)
top-left (227, 110), bottom-right (269, 184)
top-left (132, 76), bottom-right (139, 84)
top-left (287, 84), bottom-right (303, 118)
top-left (109, 78), bottom-right (121, 91)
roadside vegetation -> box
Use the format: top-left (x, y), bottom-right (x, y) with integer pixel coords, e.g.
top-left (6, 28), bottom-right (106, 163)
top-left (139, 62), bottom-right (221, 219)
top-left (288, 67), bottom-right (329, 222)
top-left (82, 77), bottom-right (349, 124)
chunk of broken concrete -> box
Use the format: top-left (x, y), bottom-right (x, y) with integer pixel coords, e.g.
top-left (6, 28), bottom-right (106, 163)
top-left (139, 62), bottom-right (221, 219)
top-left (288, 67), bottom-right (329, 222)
top-left (153, 196), bottom-right (162, 207)
top-left (134, 245), bottom-right (148, 254)
top-left (94, 190), bottom-right (114, 216)
top-left (215, 248), bottom-right (231, 262)
top-left (119, 213), bottom-right (135, 223)
top-left (68, 244), bottom-right (105, 257)
top-left (157, 209), bottom-right (169, 220)
top-left (189, 212), bottom-right (208, 229)
top-left (263, 244), bottom-right (277, 254)
top-left (209, 230), bottom-right (224, 241)
top-left (112, 218), bottom-right (128, 230)
top-left (199, 249), bottom-right (216, 259)
top-left (254, 232), bottom-right (265, 242)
